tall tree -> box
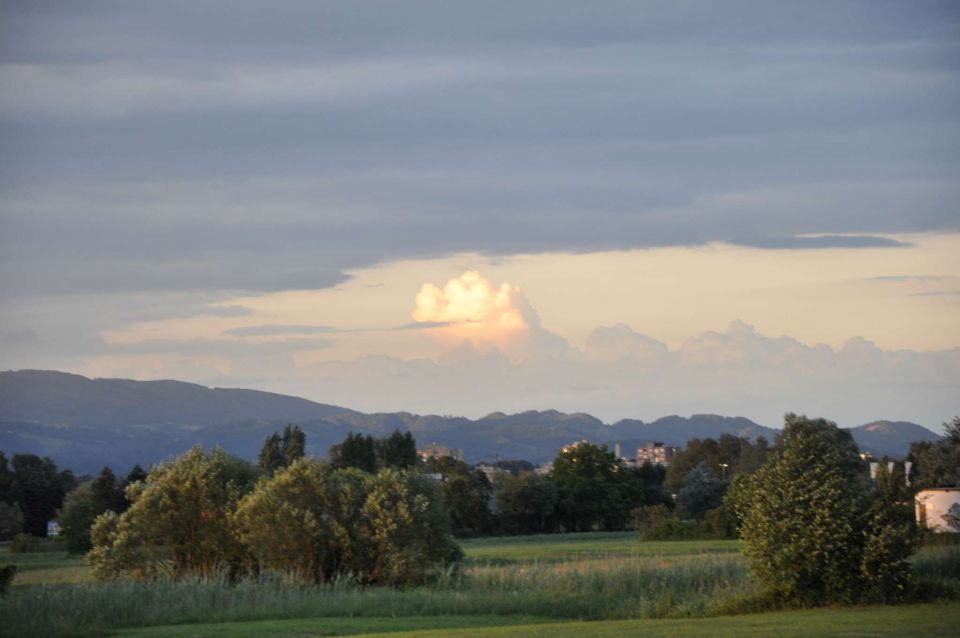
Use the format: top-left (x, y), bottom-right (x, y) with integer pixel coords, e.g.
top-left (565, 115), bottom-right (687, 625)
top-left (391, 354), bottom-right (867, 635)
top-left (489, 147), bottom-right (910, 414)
top-left (258, 433), bottom-right (284, 474)
top-left (125, 465), bottom-right (148, 486)
top-left (422, 456), bottom-right (493, 536)
top-left (10, 454), bottom-right (68, 537)
top-left (909, 416), bottom-right (960, 489)
top-left (281, 424), bottom-right (306, 466)
top-left (552, 442), bottom-right (640, 531)
top-left (494, 471), bottom-right (559, 534)
top-left (375, 430), bottom-right (418, 469)
top-left (676, 462), bottom-right (726, 520)
top-left (666, 435), bottom-right (769, 490)
top-left (59, 482), bottom-right (98, 553)
top-left (329, 433), bottom-right (378, 473)
top-left (91, 467), bottom-right (125, 513)
top-left (730, 413), bottom-right (913, 605)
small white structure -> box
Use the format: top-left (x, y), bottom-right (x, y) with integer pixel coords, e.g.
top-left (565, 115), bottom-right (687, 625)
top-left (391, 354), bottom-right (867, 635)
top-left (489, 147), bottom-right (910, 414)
top-left (916, 488), bottom-right (960, 533)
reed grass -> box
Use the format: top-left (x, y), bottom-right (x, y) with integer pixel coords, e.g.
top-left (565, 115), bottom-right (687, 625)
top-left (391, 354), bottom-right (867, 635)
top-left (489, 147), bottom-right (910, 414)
top-left (1, 539), bottom-right (956, 638)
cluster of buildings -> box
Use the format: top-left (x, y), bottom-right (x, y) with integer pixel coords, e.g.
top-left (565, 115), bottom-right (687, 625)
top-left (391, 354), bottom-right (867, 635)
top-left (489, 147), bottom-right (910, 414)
top-left (559, 439), bottom-right (680, 468)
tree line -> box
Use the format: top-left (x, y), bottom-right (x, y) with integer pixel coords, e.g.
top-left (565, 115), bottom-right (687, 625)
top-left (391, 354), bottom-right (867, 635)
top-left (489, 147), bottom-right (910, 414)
top-left (6, 414), bottom-right (958, 599)
top-left (0, 451), bottom-right (78, 540)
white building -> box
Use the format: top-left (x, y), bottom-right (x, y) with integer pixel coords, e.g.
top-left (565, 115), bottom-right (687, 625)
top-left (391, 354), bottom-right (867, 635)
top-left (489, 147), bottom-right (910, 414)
top-left (916, 488), bottom-right (960, 533)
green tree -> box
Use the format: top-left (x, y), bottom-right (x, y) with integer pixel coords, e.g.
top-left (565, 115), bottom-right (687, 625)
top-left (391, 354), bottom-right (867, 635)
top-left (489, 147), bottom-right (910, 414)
top-left (493, 471), bottom-right (559, 534)
top-left (730, 414), bottom-right (913, 606)
top-left (665, 438), bottom-right (721, 490)
top-left (258, 432), bottom-right (285, 474)
top-left (860, 463), bottom-right (918, 602)
top-left (9, 454), bottom-right (69, 537)
top-left (666, 435), bottom-right (769, 490)
top-left (909, 416), bottom-right (960, 488)
top-left (329, 432), bottom-right (378, 473)
top-left (676, 462), bottom-right (726, 520)
top-left (281, 424), bottom-right (306, 466)
top-left (125, 464), bottom-right (148, 485)
top-left (238, 460), bottom-right (462, 585)
top-left (552, 442), bottom-right (639, 531)
top-left (87, 447), bottom-right (255, 580)
top-left (235, 460), bottom-right (372, 583)
top-left (59, 482), bottom-right (98, 553)
top-left (492, 459), bottom-right (535, 475)
top-left (375, 430), bottom-right (419, 469)
top-left (91, 467), bottom-right (124, 514)
top-left (360, 469), bottom-right (462, 584)
top-left (422, 456), bottom-right (492, 536)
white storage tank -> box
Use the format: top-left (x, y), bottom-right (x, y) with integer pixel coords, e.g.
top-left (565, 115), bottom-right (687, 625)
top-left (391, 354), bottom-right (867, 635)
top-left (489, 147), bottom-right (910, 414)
top-left (915, 488), bottom-right (960, 533)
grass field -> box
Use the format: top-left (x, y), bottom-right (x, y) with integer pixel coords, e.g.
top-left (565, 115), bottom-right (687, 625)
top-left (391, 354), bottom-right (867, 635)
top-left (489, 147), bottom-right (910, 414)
top-left (461, 532), bottom-right (738, 563)
top-left (110, 604), bottom-right (960, 638)
top-left (1, 532), bottom-right (957, 638)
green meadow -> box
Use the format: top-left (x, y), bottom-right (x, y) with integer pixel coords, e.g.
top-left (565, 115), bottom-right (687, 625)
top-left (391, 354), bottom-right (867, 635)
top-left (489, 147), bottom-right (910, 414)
top-left (1, 532), bottom-right (958, 638)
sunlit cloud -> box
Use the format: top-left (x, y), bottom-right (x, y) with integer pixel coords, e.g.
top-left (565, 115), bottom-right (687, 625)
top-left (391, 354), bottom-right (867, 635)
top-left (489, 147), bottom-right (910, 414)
top-left (411, 271), bottom-right (565, 360)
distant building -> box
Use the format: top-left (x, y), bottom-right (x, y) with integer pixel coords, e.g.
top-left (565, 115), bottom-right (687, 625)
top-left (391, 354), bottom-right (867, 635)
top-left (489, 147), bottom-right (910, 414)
top-left (916, 488), bottom-right (960, 533)
top-left (636, 441), bottom-right (679, 467)
top-left (418, 442), bottom-right (464, 461)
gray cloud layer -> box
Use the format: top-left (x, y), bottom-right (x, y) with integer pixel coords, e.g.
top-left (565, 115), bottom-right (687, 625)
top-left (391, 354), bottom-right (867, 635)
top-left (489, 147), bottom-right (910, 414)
top-left (1, 2), bottom-right (959, 297)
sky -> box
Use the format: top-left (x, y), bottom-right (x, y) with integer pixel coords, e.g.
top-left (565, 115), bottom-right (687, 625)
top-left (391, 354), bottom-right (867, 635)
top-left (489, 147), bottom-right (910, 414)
top-left (1, 1), bottom-right (958, 430)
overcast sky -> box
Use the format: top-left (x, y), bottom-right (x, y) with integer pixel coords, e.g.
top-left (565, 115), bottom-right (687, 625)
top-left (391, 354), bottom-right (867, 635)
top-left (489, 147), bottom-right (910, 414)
top-left (1, 2), bottom-right (958, 429)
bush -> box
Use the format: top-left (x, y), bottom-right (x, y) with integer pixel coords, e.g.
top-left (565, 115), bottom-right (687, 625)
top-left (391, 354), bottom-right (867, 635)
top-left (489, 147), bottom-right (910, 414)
top-left (87, 446), bottom-right (256, 580)
top-left (703, 505), bottom-right (738, 539)
top-left (731, 414), bottom-right (917, 605)
top-left (634, 505), bottom-right (700, 540)
top-left (235, 461), bottom-right (374, 584)
top-left (9, 533), bottom-right (38, 553)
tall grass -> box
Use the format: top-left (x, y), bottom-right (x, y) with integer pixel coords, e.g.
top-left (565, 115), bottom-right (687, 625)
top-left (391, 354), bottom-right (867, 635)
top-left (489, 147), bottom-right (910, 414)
top-left (913, 543), bottom-right (960, 597)
top-left (2, 542), bottom-right (956, 638)
top-left (0, 553), bottom-right (750, 637)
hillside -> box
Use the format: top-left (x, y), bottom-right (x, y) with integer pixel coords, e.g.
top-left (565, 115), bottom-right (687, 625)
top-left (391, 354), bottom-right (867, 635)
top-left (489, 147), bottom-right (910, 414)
top-left (0, 370), bottom-right (943, 473)
top-left (0, 369), bottom-right (354, 427)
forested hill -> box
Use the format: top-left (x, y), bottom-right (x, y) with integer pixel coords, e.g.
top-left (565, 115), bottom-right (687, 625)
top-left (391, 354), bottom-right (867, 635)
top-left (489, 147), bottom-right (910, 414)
top-left (0, 369), bottom-right (355, 426)
top-left (0, 370), bottom-right (943, 474)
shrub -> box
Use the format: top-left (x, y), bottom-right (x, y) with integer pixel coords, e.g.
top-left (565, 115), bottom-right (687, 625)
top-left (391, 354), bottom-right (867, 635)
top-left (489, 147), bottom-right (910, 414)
top-left (236, 463), bottom-right (462, 585)
top-left (361, 469), bottom-right (462, 584)
top-left (634, 504), bottom-right (700, 540)
top-left (9, 533), bottom-right (38, 553)
top-left (235, 462), bottom-right (373, 583)
top-left (731, 414), bottom-right (917, 605)
top-left (87, 446), bottom-right (256, 580)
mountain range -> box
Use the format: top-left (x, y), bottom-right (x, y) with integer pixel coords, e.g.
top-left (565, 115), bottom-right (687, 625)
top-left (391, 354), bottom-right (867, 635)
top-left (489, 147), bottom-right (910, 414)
top-left (0, 370), bottom-right (943, 474)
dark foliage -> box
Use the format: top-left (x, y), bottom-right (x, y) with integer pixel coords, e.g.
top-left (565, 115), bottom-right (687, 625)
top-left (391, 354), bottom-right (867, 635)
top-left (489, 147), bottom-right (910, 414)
top-left (375, 430), bottom-right (418, 469)
top-left (329, 432), bottom-right (378, 473)
top-left (422, 456), bottom-right (493, 536)
top-left (3, 453), bottom-right (72, 536)
top-left (909, 416), bottom-right (960, 488)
